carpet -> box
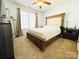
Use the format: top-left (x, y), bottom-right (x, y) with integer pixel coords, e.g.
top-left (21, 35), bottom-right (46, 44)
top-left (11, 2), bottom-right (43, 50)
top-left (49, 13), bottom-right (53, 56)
top-left (13, 36), bottom-right (77, 59)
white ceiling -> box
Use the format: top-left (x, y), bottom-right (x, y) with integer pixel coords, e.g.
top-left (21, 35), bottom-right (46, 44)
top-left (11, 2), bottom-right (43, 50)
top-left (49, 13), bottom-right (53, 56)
top-left (9, 0), bottom-right (72, 12)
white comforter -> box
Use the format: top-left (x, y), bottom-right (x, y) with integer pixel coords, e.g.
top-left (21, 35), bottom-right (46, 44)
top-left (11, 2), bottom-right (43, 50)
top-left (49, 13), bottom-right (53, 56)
top-left (28, 26), bottom-right (61, 41)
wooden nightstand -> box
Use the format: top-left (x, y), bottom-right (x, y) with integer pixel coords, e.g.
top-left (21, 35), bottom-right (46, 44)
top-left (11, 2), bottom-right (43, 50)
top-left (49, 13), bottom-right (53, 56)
top-left (60, 27), bottom-right (79, 41)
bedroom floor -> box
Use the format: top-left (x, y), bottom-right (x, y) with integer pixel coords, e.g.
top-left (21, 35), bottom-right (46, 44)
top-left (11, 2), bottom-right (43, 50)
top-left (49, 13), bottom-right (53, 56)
top-left (13, 36), bottom-right (77, 59)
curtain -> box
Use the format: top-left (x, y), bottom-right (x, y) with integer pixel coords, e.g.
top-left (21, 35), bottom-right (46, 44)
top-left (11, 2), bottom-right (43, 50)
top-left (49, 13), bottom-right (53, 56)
top-left (16, 8), bottom-right (22, 37)
top-left (35, 13), bottom-right (38, 28)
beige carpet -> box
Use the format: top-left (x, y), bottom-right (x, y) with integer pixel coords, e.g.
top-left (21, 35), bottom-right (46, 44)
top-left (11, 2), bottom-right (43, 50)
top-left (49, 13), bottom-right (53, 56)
top-left (13, 36), bottom-right (77, 59)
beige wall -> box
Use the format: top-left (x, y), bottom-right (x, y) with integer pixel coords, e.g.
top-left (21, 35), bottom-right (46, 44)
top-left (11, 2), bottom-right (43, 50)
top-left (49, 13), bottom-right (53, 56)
top-left (37, 12), bottom-right (45, 27)
top-left (4, 0), bottom-right (79, 29)
top-left (4, 0), bottom-right (44, 27)
top-left (3, 0), bottom-right (44, 36)
top-left (43, 0), bottom-right (79, 29)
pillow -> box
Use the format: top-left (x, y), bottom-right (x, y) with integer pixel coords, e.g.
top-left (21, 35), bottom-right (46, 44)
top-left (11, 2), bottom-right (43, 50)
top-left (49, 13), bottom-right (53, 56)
top-left (43, 25), bottom-right (52, 28)
top-left (43, 25), bottom-right (59, 29)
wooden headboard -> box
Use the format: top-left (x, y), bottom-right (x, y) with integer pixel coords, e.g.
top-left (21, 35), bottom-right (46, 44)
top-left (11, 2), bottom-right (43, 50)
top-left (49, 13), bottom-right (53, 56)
top-left (46, 13), bottom-right (65, 27)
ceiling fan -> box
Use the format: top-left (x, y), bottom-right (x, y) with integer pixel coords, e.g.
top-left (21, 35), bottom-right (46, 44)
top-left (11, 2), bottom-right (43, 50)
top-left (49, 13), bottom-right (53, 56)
top-left (32, 0), bottom-right (51, 8)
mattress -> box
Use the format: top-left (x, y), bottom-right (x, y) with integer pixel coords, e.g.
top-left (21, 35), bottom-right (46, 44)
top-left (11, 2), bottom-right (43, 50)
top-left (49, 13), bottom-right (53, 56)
top-left (28, 26), bottom-right (61, 41)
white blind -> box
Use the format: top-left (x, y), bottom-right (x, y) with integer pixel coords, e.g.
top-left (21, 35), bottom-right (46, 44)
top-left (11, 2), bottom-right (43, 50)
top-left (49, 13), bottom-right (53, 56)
top-left (21, 11), bottom-right (36, 30)
top-left (29, 13), bottom-right (36, 28)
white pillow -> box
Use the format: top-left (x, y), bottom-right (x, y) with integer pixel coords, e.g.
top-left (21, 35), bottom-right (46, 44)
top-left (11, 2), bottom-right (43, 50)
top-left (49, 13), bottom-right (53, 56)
top-left (43, 25), bottom-right (52, 28)
top-left (43, 25), bottom-right (59, 29)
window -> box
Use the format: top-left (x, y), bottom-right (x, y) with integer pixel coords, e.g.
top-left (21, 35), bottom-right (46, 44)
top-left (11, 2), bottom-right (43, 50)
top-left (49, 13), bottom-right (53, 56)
top-left (20, 11), bottom-right (36, 34)
top-left (29, 13), bottom-right (36, 28)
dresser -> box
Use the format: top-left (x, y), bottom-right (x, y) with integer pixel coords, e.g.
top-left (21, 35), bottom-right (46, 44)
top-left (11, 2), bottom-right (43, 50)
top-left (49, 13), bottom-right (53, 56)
top-left (0, 23), bottom-right (14, 59)
top-left (60, 27), bottom-right (79, 41)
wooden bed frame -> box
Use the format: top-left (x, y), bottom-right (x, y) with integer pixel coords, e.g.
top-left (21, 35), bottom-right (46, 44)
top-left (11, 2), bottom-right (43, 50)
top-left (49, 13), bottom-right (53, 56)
top-left (27, 13), bottom-right (65, 51)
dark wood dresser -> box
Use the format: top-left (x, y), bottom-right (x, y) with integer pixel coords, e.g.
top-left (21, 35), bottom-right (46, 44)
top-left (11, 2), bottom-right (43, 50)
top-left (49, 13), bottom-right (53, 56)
top-left (60, 27), bottom-right (79, 41)
top-left (0, 23), bottom-right (14, 59)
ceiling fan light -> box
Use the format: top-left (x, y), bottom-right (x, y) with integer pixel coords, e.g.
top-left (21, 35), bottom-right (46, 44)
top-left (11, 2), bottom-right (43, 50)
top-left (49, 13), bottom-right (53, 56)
top-left (37, 0), bottom-right (44, 2)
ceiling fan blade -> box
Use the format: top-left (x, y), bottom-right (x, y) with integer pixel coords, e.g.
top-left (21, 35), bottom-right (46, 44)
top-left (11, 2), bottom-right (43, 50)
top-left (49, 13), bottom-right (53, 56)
top-left (32, 2), bottom-right (37, 5)
top-left (43, 1), bottom-right (51, 5)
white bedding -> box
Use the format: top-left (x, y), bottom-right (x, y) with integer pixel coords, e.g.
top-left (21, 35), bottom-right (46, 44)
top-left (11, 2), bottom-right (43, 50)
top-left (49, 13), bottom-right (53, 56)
top-left (28, 26), bottom-right (61, 41)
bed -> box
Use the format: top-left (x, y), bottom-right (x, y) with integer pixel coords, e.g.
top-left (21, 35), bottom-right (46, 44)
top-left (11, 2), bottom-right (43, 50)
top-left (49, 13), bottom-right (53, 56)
top-left (27, 13), bottom-right (65, 51)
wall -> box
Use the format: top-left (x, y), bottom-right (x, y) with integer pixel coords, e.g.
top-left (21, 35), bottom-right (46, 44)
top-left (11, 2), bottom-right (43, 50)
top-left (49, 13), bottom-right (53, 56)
top-left (0, 0), bottom-right (7, 22)
top-left (3, 0), bottom-right (44, 27)
top-left (1, 0), bottom-right (6, 16)
top-left (37, 13), bottom-right (45, 27)
top-left (0, 0), bottom-right (1, 15)
top-left (3, 0), bottom-right (44, 37)
top-left (43, 0), bottom-right (79, 29)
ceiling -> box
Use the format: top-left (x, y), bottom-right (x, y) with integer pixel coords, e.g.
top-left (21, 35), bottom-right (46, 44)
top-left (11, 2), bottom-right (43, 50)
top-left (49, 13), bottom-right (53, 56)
top-left (8, 0), bottom-right (72, 12)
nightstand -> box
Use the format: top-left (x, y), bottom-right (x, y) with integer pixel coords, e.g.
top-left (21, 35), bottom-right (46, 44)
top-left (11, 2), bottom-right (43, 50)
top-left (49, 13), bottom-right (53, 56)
top-left (60, 27), bottom-right (79, 41)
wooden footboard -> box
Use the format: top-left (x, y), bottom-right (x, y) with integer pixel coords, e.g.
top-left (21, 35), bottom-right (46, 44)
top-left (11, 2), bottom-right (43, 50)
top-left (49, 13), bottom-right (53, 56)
top-left (27, 32), bottom-right (60, 51)
top-left (27, 32), bottom-right (45, 51)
